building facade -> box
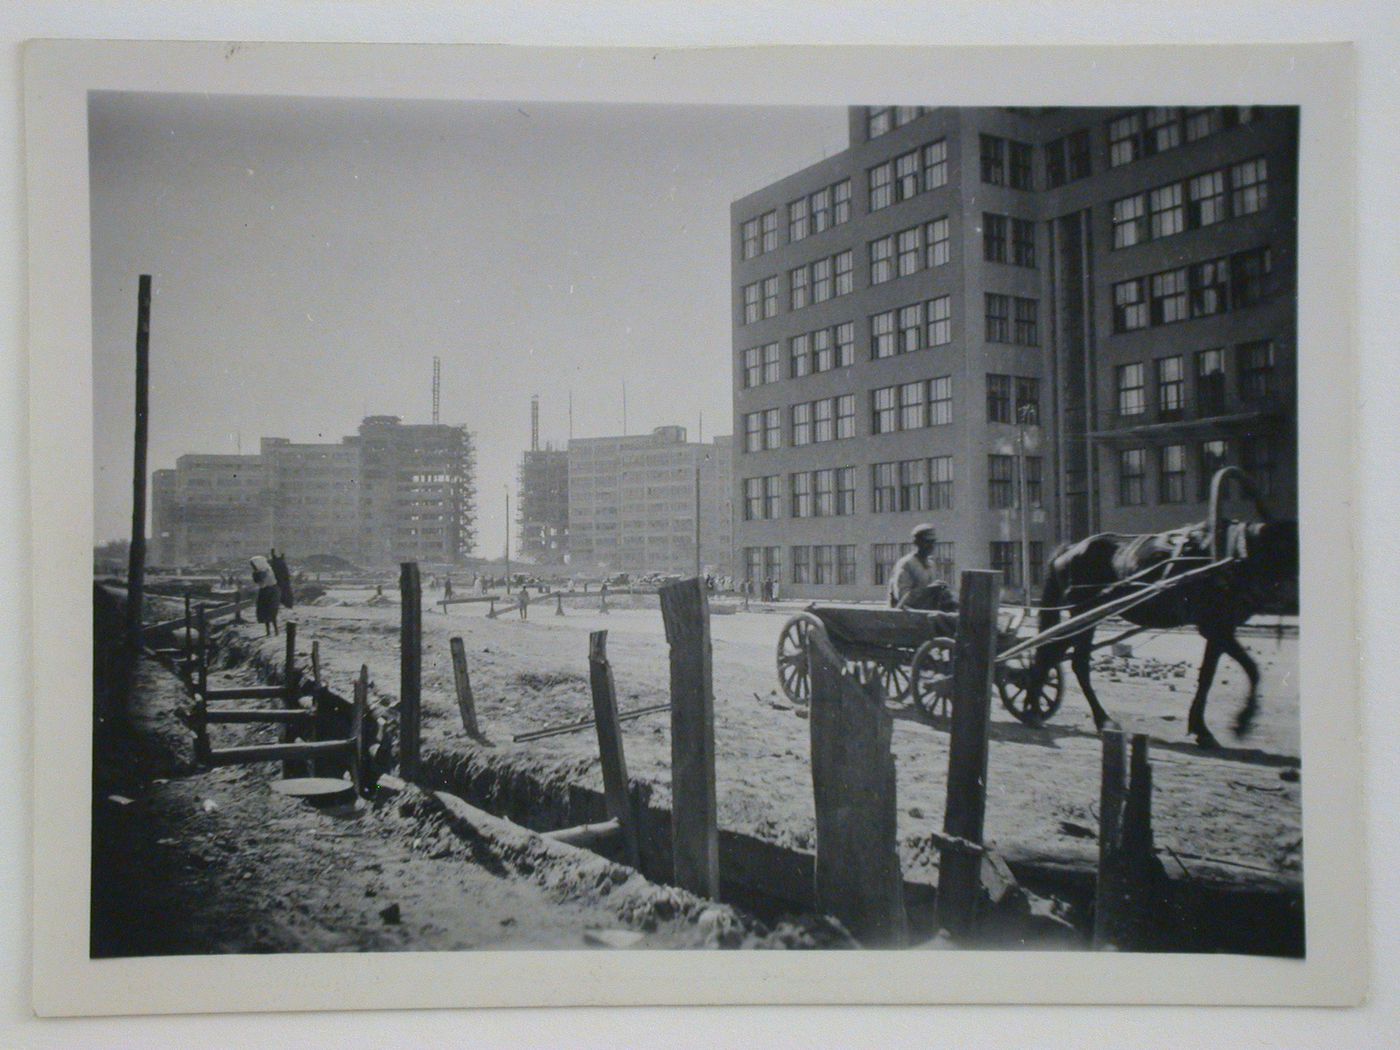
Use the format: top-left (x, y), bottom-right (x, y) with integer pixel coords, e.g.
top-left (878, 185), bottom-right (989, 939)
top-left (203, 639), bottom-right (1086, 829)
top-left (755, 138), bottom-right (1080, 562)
top-left (517, 447), bottom-right (570, 564)
top-left (149, 417), bottom-right (478, 568)
top-left (567, 426), bottom-right (734, 576)
top-left (731, 105), bottom-right (1296, 601)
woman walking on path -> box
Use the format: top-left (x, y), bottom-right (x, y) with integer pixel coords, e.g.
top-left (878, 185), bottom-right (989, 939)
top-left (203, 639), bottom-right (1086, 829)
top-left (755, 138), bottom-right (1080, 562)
top-left (250, 554), bottom-right (280, 636)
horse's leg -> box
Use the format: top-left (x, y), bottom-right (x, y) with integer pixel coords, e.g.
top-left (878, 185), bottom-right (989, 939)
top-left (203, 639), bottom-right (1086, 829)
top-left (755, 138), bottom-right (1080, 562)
top-left (1071, 632), bottom-right (1116, 732)
top-left (1218, 633), bottom-right (1262, 738)
top-left (1187, 638), bottom-right (1224, 748)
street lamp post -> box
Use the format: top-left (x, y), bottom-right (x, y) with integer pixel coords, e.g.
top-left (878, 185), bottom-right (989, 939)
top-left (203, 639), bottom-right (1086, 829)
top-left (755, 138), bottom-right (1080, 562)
top-left (504, 485), bottom-right (511, 594)
top-left (1017, 403), bottom-right (1036, 613)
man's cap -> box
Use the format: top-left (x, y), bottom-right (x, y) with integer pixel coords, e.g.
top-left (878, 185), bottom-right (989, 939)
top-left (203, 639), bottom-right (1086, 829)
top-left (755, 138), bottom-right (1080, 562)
top-left (911, 523), bottom-right (938, 541)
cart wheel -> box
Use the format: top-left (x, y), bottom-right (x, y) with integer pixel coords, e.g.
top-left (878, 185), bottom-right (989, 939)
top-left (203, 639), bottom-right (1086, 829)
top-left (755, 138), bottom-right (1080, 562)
top-left (910, 638), bottom-right (956, 720)
top-left (878, 658), bottom-right (912, 703)
top-left (776, 613), bottom-right (823, 704)
top-left (996, 651), bottom-right (1063, 726)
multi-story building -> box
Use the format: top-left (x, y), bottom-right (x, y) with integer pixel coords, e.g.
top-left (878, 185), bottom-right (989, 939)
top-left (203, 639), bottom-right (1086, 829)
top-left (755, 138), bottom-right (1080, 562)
top-left (517, 396), bottom-right (570, 564)
top-left (148, 417), bottom-right (477, 568)
top-left (568, 426), bottom-right (734, 576)
top-left (731, 105), bottom-right (1296, 601)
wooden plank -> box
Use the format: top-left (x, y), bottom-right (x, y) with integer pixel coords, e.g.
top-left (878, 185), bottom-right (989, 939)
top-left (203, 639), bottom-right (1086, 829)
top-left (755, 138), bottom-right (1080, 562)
top-left (510, 703), bottom-right (669, 743)
top-left (399, 562), bottom-right (423, 780)
top-left (201, 685), bottom-right (288, 701)
top-left (543, 818), bottom-right (623, 850)
top-left (808, 623), bottom-right (907, 946)
top-left (204, 708), bottom-right (316, 725)
top-left (658, 578), bottom-right (718, 899)
top-left (936, 570), bottom-right (1000, 939)
top-left (1093, 728), bottom-right (1128, 949)
top-left (351, 665), bottom-right (368, 797)
top-left (206, 738), bottom-right (355, 767)
top-left (588, 630), bottom-right (641, 868)
top-left (449, 636), bottom-right (480, 737)
top-left (124, 275), bottom-right (152, 662)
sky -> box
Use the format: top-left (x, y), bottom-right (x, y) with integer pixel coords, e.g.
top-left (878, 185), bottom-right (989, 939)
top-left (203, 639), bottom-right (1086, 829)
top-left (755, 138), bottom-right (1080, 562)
top-left (90, 91), bottom-right (847, 551)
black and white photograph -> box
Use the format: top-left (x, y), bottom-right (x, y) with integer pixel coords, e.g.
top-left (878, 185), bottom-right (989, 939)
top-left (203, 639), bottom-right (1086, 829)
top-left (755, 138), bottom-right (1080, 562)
top-left (21, 38), bottom-right (1369, 1020)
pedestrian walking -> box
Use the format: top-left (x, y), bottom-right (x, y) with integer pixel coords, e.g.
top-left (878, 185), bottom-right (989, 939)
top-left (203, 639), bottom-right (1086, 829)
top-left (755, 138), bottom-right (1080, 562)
top-left (518, 585), bottom-right (530, 621)
top-left (250, 554), bottom-right (280, 636)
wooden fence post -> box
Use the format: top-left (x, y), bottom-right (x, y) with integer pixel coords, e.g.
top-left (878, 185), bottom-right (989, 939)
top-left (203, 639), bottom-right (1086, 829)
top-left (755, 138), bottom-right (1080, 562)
top-left (449, 636), bottom-right (480, 738)
top-left (195, 605), bottom-right (208, 699)
top-left (1095, 730), bottom-right (1159, 950)
top-left (556, 592), bottom-right (565, 616)
top-left (281, 622), bottom-right (306, 777)
top-left (233, 585), bottom-right (244, 623)
top-left (399, 562), bottom-right (423, 781)
top-left (182, 594), bottom-right (193, 685)
top-left (124, 275), bottom-right (152, 671)
top-left (936, 569), bottom-right (1001, 938)
top-left (1093, 728), bottom-right (1127, 948)
top-left (658, 578), bottom-right (718, 898)
top-left (588, 630), bottom-right (641, 869)
top-left (808, 623), bottom-right (907, 945)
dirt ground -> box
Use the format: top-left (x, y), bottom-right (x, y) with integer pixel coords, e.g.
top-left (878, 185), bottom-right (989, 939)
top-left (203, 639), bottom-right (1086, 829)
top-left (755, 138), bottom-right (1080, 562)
top-left (93, 657), bottom-right (846, 955)
top-left (234, 589), bottom-right (1302, 893)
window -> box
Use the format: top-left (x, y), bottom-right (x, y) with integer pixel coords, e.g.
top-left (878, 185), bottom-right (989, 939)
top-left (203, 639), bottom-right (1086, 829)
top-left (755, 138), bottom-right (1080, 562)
top-left (1112, 193), bottom-right (1148, 249)
top-left (762, 276), bottom-right (779, 318)
top-left (1240, 436), bottom-right (1274, 496)
top-left (813, 545), bottom-right (834, 585)
top-left (1047, 131), bottom-right (1092, 186)
top-left (898, 458), bottom-right (928, 511)
top-left (814, 397), bottom-right (835, 442)
top-left (1197, 349), bottom-right (1227, 414)
top-left (1014, 297), bottom-right (1039, 345)
top-left (932, 541), bottom-right (956, 583)
top-left (899, 381), bottom-right (927, 430)
top-left (990, 542), bottom-right (1018, 587)
top-left (791, 545), bottom-right (811, 584)
top-left (763, 408), bottom-right (782, 449)
top-left (983, 213), bottom-right (1008, 262)
top-left (743, 476), bottom-right (764, 520)
top-left (1119, 448), bottom-right (1148, 505)
top-left (760, 210), bottom-right (778, 253)
top-left (894, 105), bottom-right (925, 126)
top-left (923, 139), bottom-right (948, 189)
top-left (833, 179), bottom-right (852, 225)
top-left (1025, 457), bottom-right (1044, 507)
top-left (788, 197), bottom-right (809, 241)
top-left (1231, 158), bottom-right (1268, 215)
top-left (1149, 183), bottom-right (1185, 240)
top-left (1160, 444), bottom-right (1187, 503)
top-left (836, 545), bottom-right (857, 585)
top-left (741, 217), bottom-right (760, 260)
top-left (1191, 257), bottom-right (1230, 317)
top-left (836, 394), bottom-right (856, 438)
top-left (1012, 218), bottom-right (1036, 267)
top-left (789, 266), bottom-right (809, 310)
top-left (1157, 356), bottom-right (1185, 418)
top-left (791, 472), bottom-right (812, 518)
top-left (744, 547), bottom-right (762, 583)
top-left (1198, 440), bottom-right (1230, 499)
top-left (1185, 107), bottom-right (1218, 142)
top-left (930, 376), bottom-right (953, 425)
top-left (743, 412), bottom-right (763, 452)
top-left (989, 455), bottom-right (1015, 509)
top-left (981, 134), bottom-right (1007, 185)
top-left (927, 296), bottom-right (952, 346)
top-left (895, 149), bottom-right (920, 200)
top-left (812, 257), bottom-right (833, 302)
top-left (869, 161), bottom-right (893, 211)
top-left (742, 281), bottom-right (762, 324)
top-left (742, 346), bottom-right (763, 389)
top-left (836, 467), bottom-right (856, 514)
top-left (1238, 339), bottom-right (1277, 400)
top-left (870, 235), bottom-right (895, 285)
top-left (835, 251), bottom-right (854, 296)
top-left (897, 227), bottom-right (921, 276)
top-left (986, 293), bottom-right (1011, 342)
top-left (930, 457), bottom-right (953, 509)
top-left (873, 385), bottom-right (898, 433)
top-left (813, 469), bottom-right (835, 517)
top-left (873, 543), bottom-right (903, 587)
top-left (1230, 247), bottom-right (1272, 308)
top-left (1068, 129), bottom-right (1092, 179)
top-left (1016, 377), bottom-right (1041, 423)
top-left (791, 402), bottom-right (812, 446)
top-left (1144, 107), bottom-right (1181, 154)
top-left (867, 106), bottom-right (893, 139)
top-left (763, 545), bottom-right (782, 582)
top-left (872, 309), bottom-right (897, 359)
top-left (927, 217), bottom-right (950, 267)
top-left (1045, 136), bottom-right (1067, 188)
top-left (987, 373), bottom-right (1012, 423)
top-left (898, 303), bottom-right (923, 354)
top-left (872, 461), bottom-right (898, 512)
top-left (763, 475), bottom-right (783, 519)
top-left (811, 186), bottom-right (832, 233)
top-left (1109, 111), bottom-right (1142, 167)
top-left (1150, 268), bottom-right (1188, 325)
top-left (835, 322), bottom-right (855, 369)
top-left (1188, 170), bottom-right (1227, 228)
top-left (806, 327), bottom-right (831, 372)
top-left (1118, 362), bottom-right (1147, 417)
top-left (789, 333), bottom-right (811, 378)
top-left (1010, 140), bottom-right (1035, 190)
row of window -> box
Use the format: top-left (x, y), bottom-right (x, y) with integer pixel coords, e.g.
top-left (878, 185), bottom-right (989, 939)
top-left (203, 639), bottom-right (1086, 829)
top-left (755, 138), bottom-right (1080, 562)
top-left (1118, 437), bottom-right (1275, 507)
top-left (870, 217), bottom-right (950, 284)
top-left (1111, 157), bottom-right (1269, 250)
top-left (987, 374), bottom-right (1041, 425)
top-left (789, 179), bottom-right (853, 244)
top-left (1112, 246), bottom-right (1273, 333)
top-left (743, 541), bottom-right (1040, 590)
top-left (742, 396), bottom-right (858, 452)
top-left (980, 134), bottom-right (1035, 190)
top-left (869, 139), bottom-right (949, 211)
top-left (872, 297), bottom-right (953, 357)
top-left (1113, 340), bottom-right (1280, 421)
top-left (788, 250), bottom-right (855, 310)
top-left (1108, 106), bottom-right (1259, 169)
top-left (983, 213), bottom-right (1037, 268)
top-left (866, 106), bottom-right (930, 140)
top-left (986, 293), bottom-right (1040, 346)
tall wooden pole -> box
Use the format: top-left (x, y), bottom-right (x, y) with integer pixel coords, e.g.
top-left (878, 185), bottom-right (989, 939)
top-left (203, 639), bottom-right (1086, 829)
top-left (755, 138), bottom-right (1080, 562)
top-left (399, 562), bottom-right (423, 780)
top-left (694, 461), bottom-right (702, 579)
top-left (504, 488), bottom-right (511, 593)
top-left (124, 275), bottom-right (152, 658)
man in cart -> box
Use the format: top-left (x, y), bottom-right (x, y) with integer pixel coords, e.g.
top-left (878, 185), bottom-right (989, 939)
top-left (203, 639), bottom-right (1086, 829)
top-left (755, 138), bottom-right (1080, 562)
top-left (889, 524), bottom-right (958, 612)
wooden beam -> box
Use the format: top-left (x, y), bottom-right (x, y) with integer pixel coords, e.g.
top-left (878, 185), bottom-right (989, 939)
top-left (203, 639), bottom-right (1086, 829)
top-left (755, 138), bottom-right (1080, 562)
top-left (205, 738), bottom-right (355, 767)
top-left (936, 569), bottom-right (1000, 939)
top-left (588, 630), bottom-right (641, 868)
top-left (124, 274), bottom-right (152, 663)
top-left (543, 818), bottom-right (622, 850)
top-left (399, 562), bottom-right (423, 780)
top-left (808, 622), bottom-right (907, 946)
top-left (659, 578), bottom-right (718, 899)
top-left (449, 636), bottom-right (480, 737)
top-left (1093, 728), bottom-right (1127, 949)
top-left (510, 703), bottom-right (669, 743)
top-left (281, 622), bottom-right (306, 777)
top-left (202, 685), bottom-right (294, 702)
top-left (204, 708), bottom-right (316, 725)
top-left (195, 605), bottom-right (209, 700)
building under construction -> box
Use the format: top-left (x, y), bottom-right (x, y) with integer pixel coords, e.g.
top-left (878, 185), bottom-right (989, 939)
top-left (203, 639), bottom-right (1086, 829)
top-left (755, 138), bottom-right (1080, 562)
top-left (517, 397), bottom-right (569, 563)
top-left (150, 415), bottom-right (478, 569)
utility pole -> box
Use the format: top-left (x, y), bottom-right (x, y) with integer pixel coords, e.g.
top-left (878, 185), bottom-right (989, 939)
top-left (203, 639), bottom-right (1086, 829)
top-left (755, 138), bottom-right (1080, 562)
top-left (504, 485), bottom-right (511, 593)
top-left (694, 458), bottom-right (702, 579)
top-left (125, 274), bottom-right (153, 662)
top-left (1017, 402), bottom-right (1034, 613)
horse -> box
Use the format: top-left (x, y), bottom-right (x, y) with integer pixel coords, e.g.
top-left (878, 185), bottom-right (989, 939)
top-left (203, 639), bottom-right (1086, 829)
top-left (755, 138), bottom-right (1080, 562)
top-left (1022, 515), bottom-right (1298, 748)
